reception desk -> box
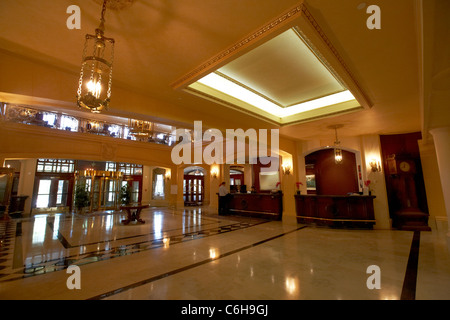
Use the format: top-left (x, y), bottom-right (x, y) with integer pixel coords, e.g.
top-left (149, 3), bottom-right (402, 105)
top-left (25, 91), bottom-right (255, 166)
top-left (295, 194), bottom-right (376, 228)
top-left (223, 192), bottom-right (283, 220)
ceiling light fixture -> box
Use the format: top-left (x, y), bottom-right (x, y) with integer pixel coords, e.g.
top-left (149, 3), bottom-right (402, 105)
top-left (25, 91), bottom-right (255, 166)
top-left (196, 72), bottom-right (356, 119)
top-left (332, 125), bottom-right (343, 164)
top-left (129, 119), bottom-right (152, 139)
top-left (77, 0), bottom-right (115, 113)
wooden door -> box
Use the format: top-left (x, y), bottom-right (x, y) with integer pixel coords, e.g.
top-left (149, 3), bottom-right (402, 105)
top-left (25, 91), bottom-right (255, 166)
top-left (183, 175), bottom-right (204, 206)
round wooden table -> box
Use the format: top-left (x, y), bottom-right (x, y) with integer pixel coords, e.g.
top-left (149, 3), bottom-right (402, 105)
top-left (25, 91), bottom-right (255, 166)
top-left (120, 203), bottom-right (149, 225)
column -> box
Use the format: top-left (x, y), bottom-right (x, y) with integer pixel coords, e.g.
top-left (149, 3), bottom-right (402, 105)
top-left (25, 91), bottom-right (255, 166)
top-left (17, 159), bottom-right (37, 215)
top-left (141, 165), bottom-right (152, 204)
top-left (430, 127), bottom-right (450, 244)
top-left (361, 135), bottom-right (391, 229)
top-left (209, 165), bottom-right (220, 210)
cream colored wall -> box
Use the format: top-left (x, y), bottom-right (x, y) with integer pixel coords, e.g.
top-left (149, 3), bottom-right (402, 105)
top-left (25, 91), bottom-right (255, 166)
top-left (360, 135), bottom-right (390, 229)
top-left (0, 122), bottom-right (174, 166)
top-left (279, 137), bottom-right (299, 222)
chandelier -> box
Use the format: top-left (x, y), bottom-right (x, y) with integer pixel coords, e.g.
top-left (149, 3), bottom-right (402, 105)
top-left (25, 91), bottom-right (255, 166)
top-left (332, 125), bottom-right (343, 164)
top-left (129, 119), bottom-right (152, 138)
top-left (77, 0), bottom-right (115, 113)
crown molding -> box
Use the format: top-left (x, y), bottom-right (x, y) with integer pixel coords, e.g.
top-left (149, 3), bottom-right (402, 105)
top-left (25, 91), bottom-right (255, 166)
top-left (172, 1), bottom-right (372, 124)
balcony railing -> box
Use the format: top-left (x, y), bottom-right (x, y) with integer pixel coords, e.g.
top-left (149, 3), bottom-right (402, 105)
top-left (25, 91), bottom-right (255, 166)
top-left (1, 102), bottom-right (179, 147)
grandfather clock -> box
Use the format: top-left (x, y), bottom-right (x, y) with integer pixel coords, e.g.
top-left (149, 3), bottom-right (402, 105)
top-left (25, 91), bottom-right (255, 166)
top-left (386, 155), bottom-right (430, 230)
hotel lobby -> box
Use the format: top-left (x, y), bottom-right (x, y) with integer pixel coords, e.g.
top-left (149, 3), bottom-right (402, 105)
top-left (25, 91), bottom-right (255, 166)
top-left (1, 0), bottom-right (450, 301)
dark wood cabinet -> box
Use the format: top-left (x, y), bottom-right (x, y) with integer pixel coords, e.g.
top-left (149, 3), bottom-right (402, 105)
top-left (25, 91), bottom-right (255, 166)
top-left (380, 133), bottom-right (430, 230)
top-left (295, 194), bottom-right (376, 228)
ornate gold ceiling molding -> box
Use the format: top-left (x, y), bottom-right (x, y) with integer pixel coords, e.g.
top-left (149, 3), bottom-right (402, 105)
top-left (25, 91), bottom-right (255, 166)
top-left (297, 8), bottom-right (373, 109)
top-left (172, 1), bottom-right (372, 123)
top-left (171, 2), bottom-right (306, 90)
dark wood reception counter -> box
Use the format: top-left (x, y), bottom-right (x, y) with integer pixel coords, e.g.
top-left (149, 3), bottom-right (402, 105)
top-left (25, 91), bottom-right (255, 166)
top-left (222, 192), bottom-right (283, 220)
top-left (295, 194), bottom-right (376, 228)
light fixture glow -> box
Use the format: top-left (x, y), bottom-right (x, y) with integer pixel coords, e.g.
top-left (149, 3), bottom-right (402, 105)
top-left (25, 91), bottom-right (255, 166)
top-left (197, 73), bottom-right (280, 116)
top-left (87, 80), bottom-right (102, 99)
top-left (334, 148), bottom-right (343, 164)
top-left (196, 73), bottom-right (355, 119)
top-left (332, 125), bottom-right (343, 164)
top-left (281, 90), bottom-right (355, 117)
top-left (76, 0), bottom-right (115, 113)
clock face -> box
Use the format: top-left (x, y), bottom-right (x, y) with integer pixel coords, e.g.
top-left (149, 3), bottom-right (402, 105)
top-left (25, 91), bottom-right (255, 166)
top-left (399, 161), bottom-right (411, 172)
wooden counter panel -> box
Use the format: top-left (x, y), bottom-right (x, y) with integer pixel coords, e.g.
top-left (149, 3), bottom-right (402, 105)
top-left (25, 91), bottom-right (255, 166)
top-left (223, 193), bottom-right (283, 220)
top-left (295, 195), bottom-right (376, 228)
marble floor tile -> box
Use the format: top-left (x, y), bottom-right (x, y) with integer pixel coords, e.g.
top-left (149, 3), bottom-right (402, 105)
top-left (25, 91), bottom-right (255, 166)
top-left (0, 206), bottom-right (449, 300)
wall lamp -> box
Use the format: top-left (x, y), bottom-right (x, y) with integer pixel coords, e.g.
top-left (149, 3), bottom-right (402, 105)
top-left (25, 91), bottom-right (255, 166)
top-left (369, 159), bottom-right (382, 172)
top-left (211, 166), bottom-right (219, 179)
top-left (282, 163), bottom-right (292, 175)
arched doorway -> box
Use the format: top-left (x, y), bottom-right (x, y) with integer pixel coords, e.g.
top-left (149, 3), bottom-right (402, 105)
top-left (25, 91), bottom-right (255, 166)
top-left (183, 166), bottom-right (205, 206)
top-left (230, 165), bottom-right (245, 193)
top-left (305, 148), bottom-right (361, 195)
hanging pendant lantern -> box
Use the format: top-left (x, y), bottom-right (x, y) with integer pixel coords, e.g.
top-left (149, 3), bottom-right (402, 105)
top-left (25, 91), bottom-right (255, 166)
top-left (334, 143), bottom-right (343, 164)
top-left (332, 125), bottom-right (343, 164)
top-left (77, 0), bottom-right (115, 113)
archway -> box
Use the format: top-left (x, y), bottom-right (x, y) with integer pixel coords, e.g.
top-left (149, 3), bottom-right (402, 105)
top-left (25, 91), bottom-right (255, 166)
top-left (183, 166), bottom-right (205, 206)
top-left (304, 147), bottom-right (362, 195)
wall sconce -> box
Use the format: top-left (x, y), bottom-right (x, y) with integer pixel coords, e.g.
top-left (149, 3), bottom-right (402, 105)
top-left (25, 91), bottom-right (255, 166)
top-left (282, 163), bottom-right (292, 175)
top-left (211, 166), bottom-right (219, 179)
top-left (165, 170), bottom-right (171, 180)
top-left (369, 159), bottom-right (382, 172)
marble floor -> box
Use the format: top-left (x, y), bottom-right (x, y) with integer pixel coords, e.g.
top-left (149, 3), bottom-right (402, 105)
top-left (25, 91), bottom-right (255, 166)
top-left (0, 206), bottom-right (449, 300)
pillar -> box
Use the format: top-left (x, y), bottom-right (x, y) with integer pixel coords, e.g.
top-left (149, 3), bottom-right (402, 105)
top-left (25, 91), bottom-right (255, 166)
top-left (361, 135), bottom-right (391, 229)
top-left (429, 127), bottom-right (450, 248)
top-left (17, 159), bottom-right (37, 215)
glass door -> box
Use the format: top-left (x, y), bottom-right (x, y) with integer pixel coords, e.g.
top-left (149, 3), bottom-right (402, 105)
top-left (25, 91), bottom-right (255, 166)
top-left (101, 177), bottom-right (118, 209)
top-left (122, 177), bottom-right (142, 204)
top-left (74, 170), bottom-right (122, 213)
top-left (183, 176), bottom-right (204, 206)
top-left (56, 180), bottom-right (69, 207)
top-left (131, 180), bottom-right (140, 203)
top-left (36, 179), bottom-right (52, 208)
top-left (34, 178), bottom-right (73, 210)
top-left (92, 177), bottom-right (101, 211)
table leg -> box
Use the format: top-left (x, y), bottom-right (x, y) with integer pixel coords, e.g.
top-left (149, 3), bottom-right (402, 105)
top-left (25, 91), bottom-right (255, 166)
top-left (121, 209), bottom-right (132, 225)
top-left (121, 208), bottom-right (145, 224)
top-left (135, 208), bottom-right (145, 223)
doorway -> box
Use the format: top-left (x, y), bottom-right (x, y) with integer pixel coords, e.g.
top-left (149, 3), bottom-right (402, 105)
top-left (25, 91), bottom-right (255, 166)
top-left (33, 176), bottom-right (74, 212)
top-left (122, 176), bottom-right (142, 203)
top-left (74, 170), bottom-right (122, 212)
top-left (183, 167), bottom-right (205, 206)
top-left (305, 148), bottom-right (359, 195)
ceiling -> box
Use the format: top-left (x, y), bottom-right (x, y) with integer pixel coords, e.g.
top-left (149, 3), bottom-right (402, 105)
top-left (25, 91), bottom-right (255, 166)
top-left (186, 26), bottom-right (361, 126)
top-left (216, 28), bottom-right (346, 108)
top-left (0, 0), bottom-right (428, 141)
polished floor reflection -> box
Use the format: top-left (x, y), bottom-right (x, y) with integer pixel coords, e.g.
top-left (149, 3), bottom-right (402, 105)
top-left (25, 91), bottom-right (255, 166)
top-left (0, 206), bottom-right (449, 300)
